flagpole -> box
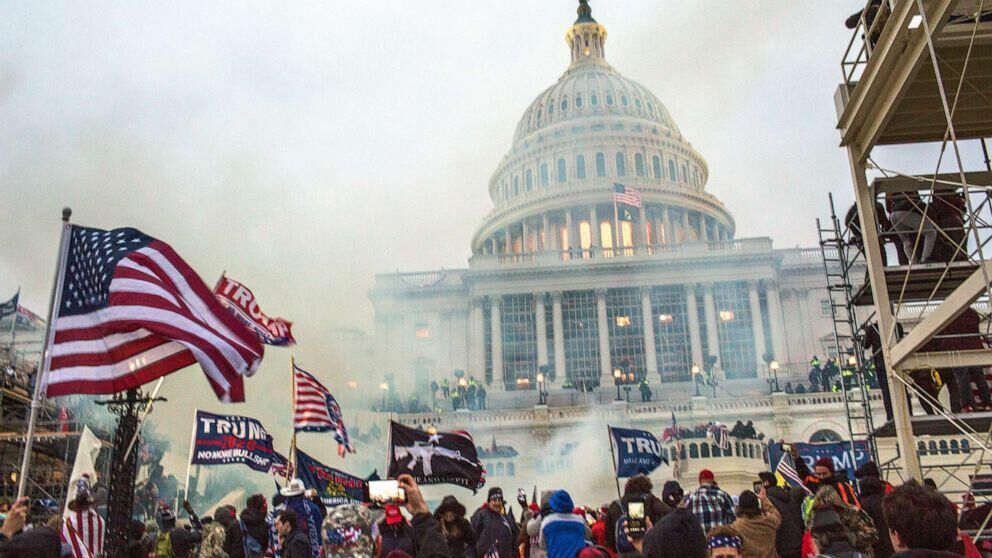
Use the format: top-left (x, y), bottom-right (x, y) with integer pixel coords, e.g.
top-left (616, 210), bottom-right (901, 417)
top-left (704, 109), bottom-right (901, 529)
top-left (289, 355), bottom-right (297, 479)
top-left (122, 377), bottom-right (165, 463)
top-left (182, 408), bottom-right (199, 510)
top-left (613, 193), bottom-right (620, 256)
top-left (385, 413), bottom-right (393, 478)
top-left (606, 425), bottom-right (622, 500)
top-left (8, 287), bottom-right (18, 346)
top-left (18, 208), bottom-right (72, 500)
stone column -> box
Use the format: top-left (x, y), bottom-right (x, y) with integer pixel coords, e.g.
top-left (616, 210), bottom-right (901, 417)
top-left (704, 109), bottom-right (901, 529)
top-left (596, 288), bottom-right (612, 386)
top-left (552, 291), bottom-right (566, 385)
top-left (747, 281), bottom-right (767, 367)
top-left (685, 284), bottom-right (704, 367)
top-left (589, 206), bottom-right (600, 250)
top-left (665, 206), bottom-right (675, 244)
top-left (490, 295), bottom-right (504, 392)
top-left (682, 210), bottom-right (690, 241)
top-left (654, 209), bottom-right (665, 245)
top-left (504, 227), bottom-right (512, 254)
top-left (471, 297), bottom-right (486, 378)
top-left (522, 220), bottom-right (530, 253)
top-left (639, 205), bottom-right (649, 248)
top-left (640, 287), bottom-right (658, 379)
top-left (564, 210), bottom-right (574, 252)
top-left (535, 293), bottom-right (549, 368)
top-left (702, 283), bottom-right (720, 363)
top-left (764, 280), bottom-right (788, 368)
top-left (542, 213), bottom-right (551, 251)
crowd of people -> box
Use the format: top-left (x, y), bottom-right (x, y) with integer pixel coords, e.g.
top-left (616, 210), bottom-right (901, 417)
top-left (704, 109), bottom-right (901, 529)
top-left (1, 443), bottom-right (987, 558)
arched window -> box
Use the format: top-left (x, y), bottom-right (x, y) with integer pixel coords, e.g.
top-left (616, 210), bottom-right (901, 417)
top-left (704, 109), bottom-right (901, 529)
top-left (576, 155), bottom-right (586, 179)
top-left (591, 93), bottom-right (599, 106)
top-left (535, 108), bottom-right (542, 123)
top-left (748, 445), bottom-right (756, 459)
top-left (595, 153), bottom-right (606, 177)
top-left (495, 462), bottom-right (505, 476)
top-left (928, 441), bottom-right (938, 454)
top-left (620, 95), bottom-right (629, 107)
top-left (513, 176), bottom-right (519, 195)
top-left (809, 430), bottom-right (842, 443)
top-left (963, 439), bottom-right (972, 453)
top-left (540, 163), bottom-right (549, 187)
top-left (575, 95), bottom-right (583, 109)
top-left (668, 159), bottom-right (677, 181)
top-left (600, 222), bottom-right (614, 250)
top-left (950, 439), bottom-right (960, 454)
top-left (635, 153), bottom-right (646, 177)
top-left (689, 443), bottom-right (699, 458)
top-left (557, 158), bottom-right (567, 182)
top-left (579, 221), bottom-right (592, 250)
top-left (701, 444), bottom-right (711, 458)
top-left (635, 98), bottom-right (642, 110)
top-left (615, 152), bottom-right (627, 177)
top-left (682, 163), bottom-right (689, 182)
top-left (547, 101), bottom-right (554, 116)
top-left (917, 441), bottom-right (927, 454)
top-left (507, 462), bottom-right (515, 476)
top-left (652, 156), bottom-right (662, 179)
top-left (561, 97), bottom-right (569, 112)
top-left (712, 444), bottom-right (721, 457)
top-left (939, 440), bottom-right (949, 455)
top-left (606, 93), bottom-right (614, 106)
top-left (525, 169), bottom-right (533, 190)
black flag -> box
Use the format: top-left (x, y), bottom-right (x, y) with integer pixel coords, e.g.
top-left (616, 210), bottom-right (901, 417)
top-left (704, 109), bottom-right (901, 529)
top-left (387, 421), bottom-right (485, 491)
top-left (0, 290), bottom-right (18, 319)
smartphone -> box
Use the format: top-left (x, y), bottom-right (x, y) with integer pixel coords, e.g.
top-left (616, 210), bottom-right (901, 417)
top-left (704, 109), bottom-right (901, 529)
top-left (367, 480), bottom-right (406, 505)
top-left (753, 481), bottom-right (763, 494)
top-left (627, 501), bottom-right (646, 539)
top-left (782, 443), bottom-right (793, 452)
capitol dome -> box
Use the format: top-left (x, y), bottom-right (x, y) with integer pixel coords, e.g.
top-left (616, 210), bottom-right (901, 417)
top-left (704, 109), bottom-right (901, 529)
top-left (471, 0), bottom-right (734, 258)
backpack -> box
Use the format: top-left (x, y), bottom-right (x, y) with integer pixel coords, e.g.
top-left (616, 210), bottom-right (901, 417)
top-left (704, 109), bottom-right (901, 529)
top-left (241, 520), bottom-right (264, 558)
top-left (155, 531), bottom-right (174, 558)
top-left (611, 500), bottom-right (636, 554)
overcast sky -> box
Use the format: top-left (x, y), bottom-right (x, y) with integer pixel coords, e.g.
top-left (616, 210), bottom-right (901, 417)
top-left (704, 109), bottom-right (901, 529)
top-left (6, 1), bottom-right (988, 474)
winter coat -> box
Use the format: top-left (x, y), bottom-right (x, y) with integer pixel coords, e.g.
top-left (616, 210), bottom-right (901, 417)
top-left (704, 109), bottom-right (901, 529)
top-left (605, 493), bottom-right (671, 552)
top-left (810, 488), bottom-right (877, 558)
top-left (169, 527), bottom-right (204, 558)
top-left (198, 522), bottom-right (229, 558)
top-left (890, 552), bottom-right (962, 558)
top-left (473, 506), bottom-right (519, 558)
top-left (241, 508), bottom-right (269, 554)
top-left (526, 516), bottom-right (546, 558)
top-left (378, 521), bottom-right (416, 558)
top-left (411, 512), bottom-right (454, 558)
top-left (731, 504), bottom-right (781, 558)
top-left (766, 486), bottom-right (805, 558)
top-left (282, 528), bottom-right (312, 558)
top-left (224, 520), bottom-right (245, 558)
top-left (857, 478), bottom-right (893, 558)
top-left (540, 512), bottom-right (588, 558)
top-left (439, 517), bottom-right (476, 558)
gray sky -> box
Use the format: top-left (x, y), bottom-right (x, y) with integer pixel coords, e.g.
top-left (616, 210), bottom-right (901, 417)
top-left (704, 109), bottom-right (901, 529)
top-left (6, 1), bottom-right (986, 474)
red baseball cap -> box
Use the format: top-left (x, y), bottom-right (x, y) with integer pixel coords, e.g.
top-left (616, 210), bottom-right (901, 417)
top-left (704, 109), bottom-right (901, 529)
top-left (385, 504), bottom-right (403, 525)
top-left (699, 469), bottom-right (715, 483)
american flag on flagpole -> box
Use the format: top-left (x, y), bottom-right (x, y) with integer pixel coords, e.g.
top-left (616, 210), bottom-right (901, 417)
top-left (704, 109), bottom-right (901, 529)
top-left (44, 225), bottom-right (264, 402)
top-left (293, 364), bottom-right (355, 456)
top-left (613, 183), bottom-right (643, 208)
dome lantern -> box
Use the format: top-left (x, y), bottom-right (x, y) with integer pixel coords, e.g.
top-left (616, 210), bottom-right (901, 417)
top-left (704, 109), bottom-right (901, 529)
top-left (566, 0), bottom-right (607, 66)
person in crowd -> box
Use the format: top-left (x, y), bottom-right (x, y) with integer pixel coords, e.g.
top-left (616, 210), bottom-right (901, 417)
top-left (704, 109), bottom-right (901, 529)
top-left (473, 487), bottom-right (518, 558)
top-left (159, 503), bottom-right (203, 558)
top-left (199, 507), bottom-right (231, 558)
top-left (796, 454), bottom-right (860, 508)
top-left (882, 481), bottom-right (959, 558)
top-left (477, 384), bottom-right (487, 410)
top-left (519, 507), bottom-right (536, 558)
top-left (0, 497), bottom-right (27, 545)
top-left (730, 488), bottom-right (780, 558)
top-left (276, 510), bottom-right (312, 558)
top-left (62, 475), bottom-right (105, 558)
top-left (606, 474), bottom-right (671, 554)
top-left (730, 421), bottom-right (747, 438)
top-left (685, 469), bottom-right (736, 534)
top-left (662, 481), bottom-right (685, 510)
top-left (706, 525), bottom-right (744, 558)
top-left (808, 487), bottom-right (876, 558)
top-left (323, 503), bottom-right (379, 558)
top-left (808, 507), bottom-right (865, 558)
top-left (937, 309), bottom-right (992, 413)
top-left (590, 505), bottom-right (610, 554)
top-left (436, 495), bottom-right (476, 558)
top-left (527, 491), bottom-right (554, 558)
top-left (377, 504), bottom-right (416, 558)
top-left (540, 490), bottom-right (588, 558)
top-left (126, 519), bottom-right (147, 558)
top-left (630, 503), bottom-right (706, 558)
top-left (809, 358), bottom-right (823, 392)
top-left (241, 493), bottom-right (269, 557)
top-left (854, 464), bottom-right (893, 558)
top-left (862, 322), bottom-right (895, 422)
top-left (639, 379), bottom-right (652, 402)
top-left (0, 526), bottom-right (61, 558)
top-left (280, 480), bottom-right (324, 558)
top-left (759, 473), bottom-right (804, 558)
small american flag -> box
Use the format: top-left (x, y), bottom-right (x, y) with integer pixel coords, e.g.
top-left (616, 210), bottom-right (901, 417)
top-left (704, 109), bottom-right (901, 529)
top-left (775, 451), bottom-right (811, 493)
top-left (670, 411), bottom-right (681, 478)
top-left (44, 225), bottom-right (264, 402)
top-left (293, 364), bottom-right (354, 456)
top-left (613, 183), bottom-right (643, 208)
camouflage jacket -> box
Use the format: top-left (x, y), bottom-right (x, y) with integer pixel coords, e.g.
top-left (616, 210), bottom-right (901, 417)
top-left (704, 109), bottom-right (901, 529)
top-left (323, 504), bottom-right (380, 558)
top-left (198, 522), bottom-right (229, 558)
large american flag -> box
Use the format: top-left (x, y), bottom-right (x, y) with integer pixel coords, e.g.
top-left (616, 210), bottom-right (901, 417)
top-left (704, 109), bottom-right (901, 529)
top-left (293, 364), bottom-right (354, 456)
top-left (61, 507), bottom-right (104, 558)
top-left (613, 183), bottom-right (643, 208)
top-left (44, 225), bottom-right (264, 402)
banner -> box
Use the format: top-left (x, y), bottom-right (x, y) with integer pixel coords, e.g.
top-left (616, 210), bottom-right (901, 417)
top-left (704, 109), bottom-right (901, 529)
top-left (296, 449), bottom-right (365, 507)
top-left (768, 441), bottom-right (870, 482)
top-left (190, 410), bottom-right (284, 473)
top-left (0, 290), bottom-right (18, 319)
top-left (610, 426), bottom-right (666, 478)
top-left (213, 275), bottom-right (296, 346)
top-left (387, 421), bottom-right (485, 491)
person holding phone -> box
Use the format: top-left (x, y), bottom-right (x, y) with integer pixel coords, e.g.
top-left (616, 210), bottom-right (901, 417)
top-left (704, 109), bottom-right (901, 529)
top-left (729, 487), bottom-right (780, 558)
top-left (395, 474), bottom-right (456, 558)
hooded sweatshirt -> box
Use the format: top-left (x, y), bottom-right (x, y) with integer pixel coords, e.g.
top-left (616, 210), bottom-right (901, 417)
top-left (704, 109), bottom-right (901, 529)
top-left (540, 491), bottom-right (588, 558)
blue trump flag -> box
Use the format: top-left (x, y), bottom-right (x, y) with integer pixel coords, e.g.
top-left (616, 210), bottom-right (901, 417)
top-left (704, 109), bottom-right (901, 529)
top-left (190, 410), bottom-right (284, 474)
top-left (295, 448), bottom-right (366, 507)
top-left (610, 426), bottom-right (667, 478)
top-left (768, 441), bottom-right (870, 483)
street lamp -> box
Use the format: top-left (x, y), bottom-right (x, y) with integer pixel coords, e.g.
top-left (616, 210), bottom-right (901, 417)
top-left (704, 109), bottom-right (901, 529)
top-left (770, 360), bottom-right (780, 393)
top-left (536, 372), bottom-right (546, 405)
top-left (691, 364), bottom-right (701, 397)
top-left (613, 368), bottom-right (622, 401)
top-left (379, 381), bottom-right (389, 410)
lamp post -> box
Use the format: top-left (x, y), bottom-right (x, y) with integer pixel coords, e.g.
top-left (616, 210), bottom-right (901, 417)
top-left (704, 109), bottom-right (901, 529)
top-left (536, 372), bottom-right (546, 405)
top-left (613, 368), bottom-right (622, 401)
top-left (624, 372), bottom-right (635, 402)
top-left (691, 364), bottom-right (701, 397)
top-left (770, 360), bottom-right (780, 393)
top-left (379, 382), bottom-right (389, 410)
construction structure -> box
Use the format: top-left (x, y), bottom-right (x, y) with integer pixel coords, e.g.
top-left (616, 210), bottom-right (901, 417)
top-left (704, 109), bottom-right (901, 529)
top-left (834, 0), bottom-right (992, 492)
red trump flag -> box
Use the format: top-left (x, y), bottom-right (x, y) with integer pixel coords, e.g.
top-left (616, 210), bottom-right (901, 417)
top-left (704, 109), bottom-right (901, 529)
top-left (213, 275), bottom-right (295, 346)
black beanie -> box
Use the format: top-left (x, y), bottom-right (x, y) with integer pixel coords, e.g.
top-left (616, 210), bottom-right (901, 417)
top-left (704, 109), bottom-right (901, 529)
top-left (488, 487), bottom-right (503, 501)
top-left (642, 509), bottom-right (706, 558)
top-left (662, 481), bottom-right (684, 504)
top-left (738, 490), bottom-right (760, 513)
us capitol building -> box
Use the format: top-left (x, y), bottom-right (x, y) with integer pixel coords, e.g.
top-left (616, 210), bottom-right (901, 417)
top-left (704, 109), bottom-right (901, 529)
top-left (363, 2), bottom-right (927, 499)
